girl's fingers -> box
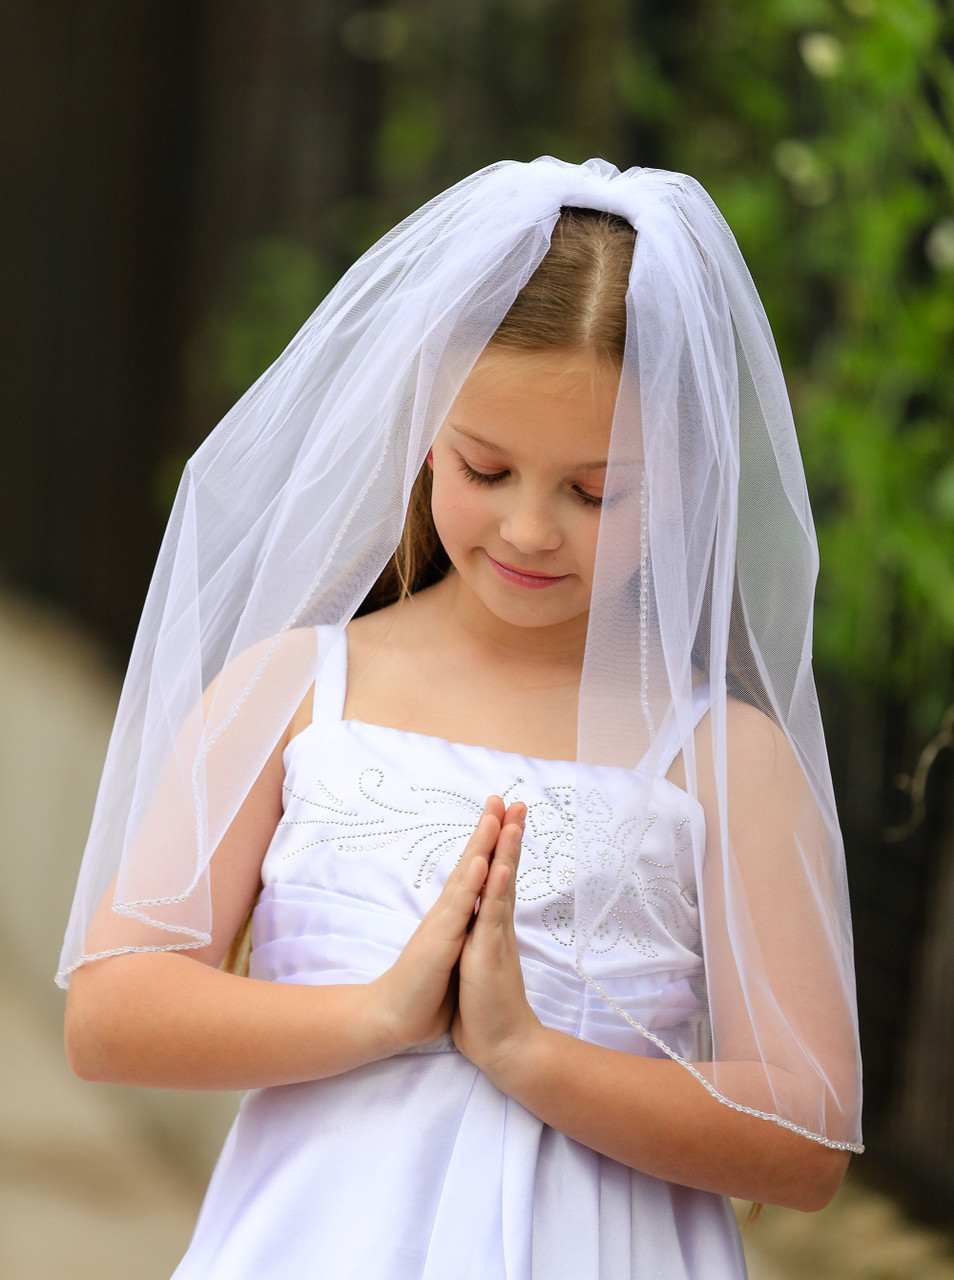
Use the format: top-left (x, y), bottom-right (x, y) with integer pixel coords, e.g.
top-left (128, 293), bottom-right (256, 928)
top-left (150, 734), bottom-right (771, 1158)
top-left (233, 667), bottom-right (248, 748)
top-left (496, 810), bottom-right (524, 903)
top-left (445, 794), bottom-right (510, 893)
top-left (471, 816), bottom-right (523, 928)
top-left (473, 859), bottom-right (511, 928)
top-left (434, 796), bottom-right (523, 934)
top-left (431, 801), bottom-right (503, 934)
top-left (448, 804), bottom-right (499, 881)
top-left (382, 800), bottom-right (518, 1048)
top-left (486, 794), bottom-right (506, 824)
top-left (502, 800), bottom-right (526, 828)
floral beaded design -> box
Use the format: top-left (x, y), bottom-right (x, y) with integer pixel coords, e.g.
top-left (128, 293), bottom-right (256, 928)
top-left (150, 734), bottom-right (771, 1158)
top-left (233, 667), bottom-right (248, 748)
top-left (518, 787), bottom-right (698, 956)
top-left (278, 763), bottom-right (699, 960)
top-left (281, 768), bottom-right (524, 887)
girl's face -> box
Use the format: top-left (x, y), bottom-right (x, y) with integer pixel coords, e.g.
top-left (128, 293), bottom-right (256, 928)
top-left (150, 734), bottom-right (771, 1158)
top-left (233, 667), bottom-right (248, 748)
top-left (430, 347), bottom-right (618, 635)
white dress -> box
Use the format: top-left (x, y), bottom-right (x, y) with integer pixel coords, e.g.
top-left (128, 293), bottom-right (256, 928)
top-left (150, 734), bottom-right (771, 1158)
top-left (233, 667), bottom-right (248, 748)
top-left (172, 629), bottom-right (747, 1279)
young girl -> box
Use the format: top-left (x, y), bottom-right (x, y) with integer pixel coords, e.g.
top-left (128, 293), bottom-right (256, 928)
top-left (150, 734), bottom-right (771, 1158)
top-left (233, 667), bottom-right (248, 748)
top-left (59, 157), bottom-right (863, 1279)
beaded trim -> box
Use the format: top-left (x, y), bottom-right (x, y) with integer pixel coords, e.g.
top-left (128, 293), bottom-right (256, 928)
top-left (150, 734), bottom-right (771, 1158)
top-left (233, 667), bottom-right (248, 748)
top-left (576, 965), bottom-right (864, 1153)
top-left (55, 936), bottom-right (209, 985)
top-left (638, 472), bottom-right (655, 746)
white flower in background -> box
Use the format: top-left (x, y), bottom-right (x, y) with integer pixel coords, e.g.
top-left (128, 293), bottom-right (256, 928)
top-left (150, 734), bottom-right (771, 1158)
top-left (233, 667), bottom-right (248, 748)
top-left (800, 31), bottom-right (846, 78)
top-left (773, 139), bottom-right (833, 206)
top-left (926, 219), bottom-right (954, 272)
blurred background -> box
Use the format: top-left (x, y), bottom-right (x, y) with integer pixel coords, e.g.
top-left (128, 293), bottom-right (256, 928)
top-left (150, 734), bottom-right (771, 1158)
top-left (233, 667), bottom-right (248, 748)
top-left (1, 0), bottom-right (953, 1276)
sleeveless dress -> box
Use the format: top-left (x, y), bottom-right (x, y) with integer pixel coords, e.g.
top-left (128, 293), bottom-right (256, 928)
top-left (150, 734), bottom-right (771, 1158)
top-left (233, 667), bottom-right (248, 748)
top-left (172, 629), bottom-right (747, 1280)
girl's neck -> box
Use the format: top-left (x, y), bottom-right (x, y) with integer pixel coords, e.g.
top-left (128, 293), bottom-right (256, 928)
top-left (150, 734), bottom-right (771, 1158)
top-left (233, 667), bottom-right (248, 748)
top-left (345, 579), bottom-right (584, 760)
top-left (423, 572), bottom-right (589, 678)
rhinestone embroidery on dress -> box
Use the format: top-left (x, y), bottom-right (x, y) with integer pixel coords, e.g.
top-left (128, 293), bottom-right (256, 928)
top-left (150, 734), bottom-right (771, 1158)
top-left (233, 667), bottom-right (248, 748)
top-left (278, 764), bottom-right (700, 957)
top-left (281, 768), bottom-right (473, 887)
top-left (519, 788), bottom-right (699, 955)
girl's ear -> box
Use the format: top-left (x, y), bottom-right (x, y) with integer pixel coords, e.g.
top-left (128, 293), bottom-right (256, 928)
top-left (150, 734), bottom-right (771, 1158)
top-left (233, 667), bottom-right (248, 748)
top-left (426, 449), bottom-right (434, 468)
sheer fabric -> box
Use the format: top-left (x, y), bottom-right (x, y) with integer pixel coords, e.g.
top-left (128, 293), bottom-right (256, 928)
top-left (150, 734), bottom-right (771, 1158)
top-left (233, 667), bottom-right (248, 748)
top-left (58, 157), bottom-right (863, 1153)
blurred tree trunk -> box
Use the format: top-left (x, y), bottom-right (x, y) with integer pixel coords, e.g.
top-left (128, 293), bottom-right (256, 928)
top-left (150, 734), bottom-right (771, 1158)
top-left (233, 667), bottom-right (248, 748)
top-left (0, 0), bottom-right (199, 653)
top-left (0, 0), bottom-right (379, 651)
top-left (0, 0), bottom-right (652, 652)
top-left (886, 748), bottom-right (954, 1223)
top-left (177, 0), bottom-right (382, 445)
top-left (366, 0), bottom-right (633, 215)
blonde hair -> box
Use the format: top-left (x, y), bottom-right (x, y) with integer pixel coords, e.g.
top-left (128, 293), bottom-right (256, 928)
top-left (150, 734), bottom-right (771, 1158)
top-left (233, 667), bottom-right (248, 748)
top-left (220, 900), bottom-right (256, 979)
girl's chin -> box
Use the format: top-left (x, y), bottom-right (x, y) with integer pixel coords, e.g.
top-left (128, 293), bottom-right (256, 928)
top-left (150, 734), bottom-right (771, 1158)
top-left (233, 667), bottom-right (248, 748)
top-left (438, 554), bottom-right (591, 633)
top-left (477, 581), bottom-right (591, 632)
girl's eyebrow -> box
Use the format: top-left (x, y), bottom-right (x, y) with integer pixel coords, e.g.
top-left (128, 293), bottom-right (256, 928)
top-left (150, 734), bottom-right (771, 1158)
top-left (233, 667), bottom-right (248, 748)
top-left (448, 425), bottom-right (609, 472)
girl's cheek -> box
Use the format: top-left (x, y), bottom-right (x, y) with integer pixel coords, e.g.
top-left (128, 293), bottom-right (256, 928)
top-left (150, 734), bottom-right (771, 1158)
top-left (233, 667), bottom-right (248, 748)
top-left (430, 480), bottom-right (478, 551)
top-left (433, 471), bottom-right (490, 526)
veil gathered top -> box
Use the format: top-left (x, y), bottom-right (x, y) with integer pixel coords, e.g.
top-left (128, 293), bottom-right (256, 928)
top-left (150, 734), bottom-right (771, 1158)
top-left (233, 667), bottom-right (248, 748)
top-left (58, 156), bottom-right (863, 1166)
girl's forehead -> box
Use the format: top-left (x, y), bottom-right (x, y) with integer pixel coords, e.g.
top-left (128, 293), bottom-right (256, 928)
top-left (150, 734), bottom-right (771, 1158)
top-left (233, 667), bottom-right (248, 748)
top-left (447, 346), bottom-right (636, 462)
top-left (459, 345), bottom-right (619, 394)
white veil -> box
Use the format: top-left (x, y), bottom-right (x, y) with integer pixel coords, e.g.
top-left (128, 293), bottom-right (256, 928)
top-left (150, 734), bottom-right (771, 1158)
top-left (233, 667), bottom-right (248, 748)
top-left (57, 157), bottom-right (863, 1154)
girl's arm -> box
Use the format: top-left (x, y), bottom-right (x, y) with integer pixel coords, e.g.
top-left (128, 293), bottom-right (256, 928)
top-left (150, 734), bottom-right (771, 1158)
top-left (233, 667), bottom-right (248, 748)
top-left (464, 1013), bottom-right (848, 1211)
top-left (451, 705), bottom-right (854, 1212)
top-left (67, 951), bottom-right (405, 1090)
top-left (65, 703), bottom-right (507, 1090)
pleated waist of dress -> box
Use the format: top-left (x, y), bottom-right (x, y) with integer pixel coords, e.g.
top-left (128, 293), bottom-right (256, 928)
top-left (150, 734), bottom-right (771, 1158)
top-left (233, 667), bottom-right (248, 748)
top-left (250, 882), bottom-right (706, 1057)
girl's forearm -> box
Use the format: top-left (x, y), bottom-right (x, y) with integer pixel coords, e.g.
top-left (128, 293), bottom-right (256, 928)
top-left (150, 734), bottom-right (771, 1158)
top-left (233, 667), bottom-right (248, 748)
top-left (65, 807), bottom-right (504, 1091)
top-left (64, 952), bottom-right (400, 1091)
top-left (485, 1027), bottom-right (849, 1211)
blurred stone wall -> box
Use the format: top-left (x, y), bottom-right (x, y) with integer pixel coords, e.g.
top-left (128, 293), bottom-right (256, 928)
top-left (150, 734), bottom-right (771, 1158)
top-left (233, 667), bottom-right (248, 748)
top-left (0, 592), bottom-right (235, 1175)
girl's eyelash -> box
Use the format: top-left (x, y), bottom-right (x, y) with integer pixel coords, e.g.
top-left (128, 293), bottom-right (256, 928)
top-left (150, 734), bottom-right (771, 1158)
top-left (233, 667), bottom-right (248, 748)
top-left (457, 458), bottom-right (603, 507)
top-left (458, 459), bottom-right (507, 486)
top-left (573, 486), bottom-right (603, 509)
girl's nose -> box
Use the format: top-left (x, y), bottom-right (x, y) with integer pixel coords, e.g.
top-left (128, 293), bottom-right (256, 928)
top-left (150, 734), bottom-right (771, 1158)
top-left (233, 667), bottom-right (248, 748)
top-left (499, 497), bottom-right (562, 555)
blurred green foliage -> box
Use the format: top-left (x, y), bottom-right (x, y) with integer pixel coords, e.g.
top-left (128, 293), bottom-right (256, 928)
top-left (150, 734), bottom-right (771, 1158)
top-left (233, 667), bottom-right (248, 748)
top-left (187, 238), bottom-right (333, 415)
top-left (194, 0), bottom-right (954, 724)
top-left (634, 0), bottom-right (954, 728)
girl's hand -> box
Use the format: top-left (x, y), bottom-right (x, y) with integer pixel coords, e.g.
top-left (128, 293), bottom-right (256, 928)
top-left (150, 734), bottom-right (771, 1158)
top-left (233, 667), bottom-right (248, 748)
top-left (452, 802), bottom-right (544, 1079)
top-left (368, 796), bottom-right (506, 1051)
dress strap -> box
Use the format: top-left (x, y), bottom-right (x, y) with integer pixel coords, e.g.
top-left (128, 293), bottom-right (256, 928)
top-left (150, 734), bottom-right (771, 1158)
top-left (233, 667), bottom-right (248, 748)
top-left (312, 626), bottom-right (348, 725)
top-left (648, 684), bottom-right (712, 776)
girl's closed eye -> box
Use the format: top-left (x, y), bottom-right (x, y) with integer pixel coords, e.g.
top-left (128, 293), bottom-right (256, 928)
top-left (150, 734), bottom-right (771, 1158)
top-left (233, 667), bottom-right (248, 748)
top-left (570, 483), bottom-right (603, 509)
top-left (458, 457), bottom-right (508, 486)
top-left (457, 456), bottom-right (604, 508)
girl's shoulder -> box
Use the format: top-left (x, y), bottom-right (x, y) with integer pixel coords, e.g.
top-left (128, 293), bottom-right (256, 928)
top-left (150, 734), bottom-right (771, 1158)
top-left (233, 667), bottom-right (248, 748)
top-left (344, 586), bottom-right (454, 694)
top-left (667, 696), bottom-right (803, 821)
top-left (345, 598), bottom-right (406, 658)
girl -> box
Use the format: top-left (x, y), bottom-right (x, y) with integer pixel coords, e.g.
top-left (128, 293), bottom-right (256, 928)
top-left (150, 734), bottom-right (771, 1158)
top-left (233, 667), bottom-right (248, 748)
top-left (60, 157), bottom-right (863, 1279)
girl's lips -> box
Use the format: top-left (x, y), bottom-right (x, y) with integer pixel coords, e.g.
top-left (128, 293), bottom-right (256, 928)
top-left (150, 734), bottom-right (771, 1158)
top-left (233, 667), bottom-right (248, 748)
top-left (485, 552), bottom-right (570, 589)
